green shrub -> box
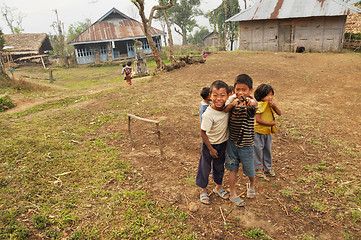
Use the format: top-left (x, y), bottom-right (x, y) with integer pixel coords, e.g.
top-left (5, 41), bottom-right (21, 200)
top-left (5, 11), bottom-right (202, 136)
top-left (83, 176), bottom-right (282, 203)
top-left (0, 95), bottom-right (16, 112)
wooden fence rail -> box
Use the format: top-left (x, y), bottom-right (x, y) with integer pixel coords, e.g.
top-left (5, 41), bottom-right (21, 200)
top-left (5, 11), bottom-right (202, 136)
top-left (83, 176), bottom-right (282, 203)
top-left (127, 114), bottom-right (164, 158)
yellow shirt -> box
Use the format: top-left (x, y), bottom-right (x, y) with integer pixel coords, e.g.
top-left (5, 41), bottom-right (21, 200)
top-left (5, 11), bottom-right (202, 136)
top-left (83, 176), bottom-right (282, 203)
top-left (254, 101), bottom-right (275, 135)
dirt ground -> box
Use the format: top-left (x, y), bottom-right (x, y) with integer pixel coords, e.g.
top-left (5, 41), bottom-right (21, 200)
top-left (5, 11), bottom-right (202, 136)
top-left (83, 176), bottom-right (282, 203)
top-left (4, 51), bottom-right (361, 239)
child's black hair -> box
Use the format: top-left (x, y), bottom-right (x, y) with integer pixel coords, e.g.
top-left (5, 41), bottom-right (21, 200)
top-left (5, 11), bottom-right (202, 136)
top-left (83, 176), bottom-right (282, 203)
top-left (234, 74), bottom-right (253, 90)
top-left (200, 87), bottom-right (210, 100)
top-left (210, 80), bottom-right (230, 94)
top-left (126, 61), bottom-right (132, 66)
top-left (122, 64), bottom-right (126, 67)
top-left (254, 83), bottom-right (274, 101)
top-left (228, 85), bottom-right (235, 93)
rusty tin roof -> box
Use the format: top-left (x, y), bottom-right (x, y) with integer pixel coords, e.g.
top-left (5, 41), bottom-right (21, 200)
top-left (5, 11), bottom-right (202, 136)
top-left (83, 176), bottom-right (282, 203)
top-left (227, 0), bottom-right (361, 22)
top-left (69, 8), bottom-right (165, 45)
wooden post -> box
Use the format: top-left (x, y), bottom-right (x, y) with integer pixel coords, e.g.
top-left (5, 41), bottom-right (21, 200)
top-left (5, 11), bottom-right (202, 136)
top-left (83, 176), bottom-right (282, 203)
top-left (128, 115), bottom-right (134, 148)
top-left (49, 70), bottom-right (54, 83)
top-left (40, 56), bottom-right (46, 69)
top-left (127, 114), bottom-right (164, 158)
top-left (156, 122), bottom-right (164, 158)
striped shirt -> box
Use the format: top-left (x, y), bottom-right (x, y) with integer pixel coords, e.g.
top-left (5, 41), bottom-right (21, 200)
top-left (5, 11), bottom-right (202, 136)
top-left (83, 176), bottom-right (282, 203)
top-left (229, 105), bottom-right (255, 147)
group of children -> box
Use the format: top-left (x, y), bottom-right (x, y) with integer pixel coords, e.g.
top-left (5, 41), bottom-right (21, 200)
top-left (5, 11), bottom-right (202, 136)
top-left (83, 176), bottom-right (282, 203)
top-left (197, 74), bottom-right (282, 207)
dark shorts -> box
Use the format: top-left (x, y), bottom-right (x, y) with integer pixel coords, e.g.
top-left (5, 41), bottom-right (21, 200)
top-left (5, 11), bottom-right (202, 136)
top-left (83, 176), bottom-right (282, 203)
top-left (225, 139), bottom-right (255, 177)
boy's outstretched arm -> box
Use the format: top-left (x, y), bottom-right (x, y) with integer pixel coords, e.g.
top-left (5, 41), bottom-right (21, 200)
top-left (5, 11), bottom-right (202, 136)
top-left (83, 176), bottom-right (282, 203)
top-left (200, 129), bottom-right (218, 158)
top-left (224, 98), bottom-right (239, 112)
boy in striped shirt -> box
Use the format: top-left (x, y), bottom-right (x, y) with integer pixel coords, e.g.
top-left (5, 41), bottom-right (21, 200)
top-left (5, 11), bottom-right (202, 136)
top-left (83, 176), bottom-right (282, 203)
top-left (224, 74), bottom-right (258, 207)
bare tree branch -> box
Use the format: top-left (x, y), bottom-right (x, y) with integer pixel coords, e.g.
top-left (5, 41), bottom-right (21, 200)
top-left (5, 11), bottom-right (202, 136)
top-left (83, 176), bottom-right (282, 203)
top-left (1, 4), bottom-right (25, 33)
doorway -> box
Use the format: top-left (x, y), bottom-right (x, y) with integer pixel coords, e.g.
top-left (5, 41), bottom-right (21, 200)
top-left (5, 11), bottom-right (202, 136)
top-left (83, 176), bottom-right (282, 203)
top-left (278, 24), bottom-right (293, 52)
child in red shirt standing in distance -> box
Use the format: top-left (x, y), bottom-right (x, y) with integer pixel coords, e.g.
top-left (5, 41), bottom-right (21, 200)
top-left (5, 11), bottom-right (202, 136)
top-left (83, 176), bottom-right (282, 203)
top-left (196, 80), bottom-right (230, 205)
top-left (121, 61), bottom-right (132, 85)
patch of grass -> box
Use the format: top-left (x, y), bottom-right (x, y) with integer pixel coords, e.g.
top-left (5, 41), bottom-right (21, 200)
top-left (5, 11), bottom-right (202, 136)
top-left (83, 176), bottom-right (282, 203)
top-left (0, 224), bottom-right (30, 240)
top-left (310, 201), bottom-right (327, 213)
top-left (32, 214), bottom-right (50, 229)
top-left (350, 209), bottom-right (361, 223)
top-left (0, 95), bottom-right (16, 112)
top-left (184, 174), bottom-right (195, 186)
top-left (243, 228), bottom-right (272, 239)
top-left (298, 233), bottom-right (316, 240)
top-left (46, 227), bottom-right (62, 239)
top-left (293, 207), bottom-right (301, 213)
top-left (5, 95), bottom-right (89, 118)
top-left (280, 186), bottom-right (296, 197)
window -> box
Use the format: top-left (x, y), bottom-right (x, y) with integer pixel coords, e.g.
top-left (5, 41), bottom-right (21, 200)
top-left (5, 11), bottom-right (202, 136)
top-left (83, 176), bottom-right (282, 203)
top-left (100, 46), bottom-right (107, 55)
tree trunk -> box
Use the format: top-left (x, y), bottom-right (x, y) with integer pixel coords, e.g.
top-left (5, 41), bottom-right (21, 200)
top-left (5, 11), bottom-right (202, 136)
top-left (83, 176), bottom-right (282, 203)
top-left (134, 0), bottom-right (171, 70)
top-left (163, 11), bottom-right (176, 64)
top-left (182, 27), bottom-right (188, 45)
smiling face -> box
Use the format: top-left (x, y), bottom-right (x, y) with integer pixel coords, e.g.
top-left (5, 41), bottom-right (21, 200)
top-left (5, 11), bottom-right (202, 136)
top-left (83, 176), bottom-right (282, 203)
top-left (210, 87), bottom-right (228, 110)
top-left (262, 91), bottom-right (274, 102)
top-left (235, 83), bottom-right (253, 99)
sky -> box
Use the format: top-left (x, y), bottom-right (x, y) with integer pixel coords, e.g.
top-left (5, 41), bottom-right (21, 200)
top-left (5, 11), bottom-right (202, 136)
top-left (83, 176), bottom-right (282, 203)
top-left (0, 0), bottom-right (229, 44)
top-left (0, 0), bottom-right (359, 44)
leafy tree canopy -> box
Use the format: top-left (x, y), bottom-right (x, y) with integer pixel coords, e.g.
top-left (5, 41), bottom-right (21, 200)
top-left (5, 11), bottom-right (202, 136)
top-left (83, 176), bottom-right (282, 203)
top-left (68, 18), bottom-right (91, 42)
top-left (0, 29), bottom-right (5, 50)
top-left (207, 0), bottom-right (240, 49)
top-left (168, 0), bottom-right (203, 45)
top-left (188, 27), bottom-right (210, 45)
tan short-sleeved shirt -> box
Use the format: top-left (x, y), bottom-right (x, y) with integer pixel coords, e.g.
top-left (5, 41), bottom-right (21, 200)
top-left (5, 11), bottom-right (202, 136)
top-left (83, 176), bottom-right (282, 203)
top-left (201, 107), bottom-right (229, 144)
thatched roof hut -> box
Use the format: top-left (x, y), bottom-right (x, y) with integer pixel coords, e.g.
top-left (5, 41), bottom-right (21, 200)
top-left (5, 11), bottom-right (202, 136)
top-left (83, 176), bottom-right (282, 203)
top-left (3, 33), bottom-right (53, 57)
top-left (345, 5), bottom-right (361, 34)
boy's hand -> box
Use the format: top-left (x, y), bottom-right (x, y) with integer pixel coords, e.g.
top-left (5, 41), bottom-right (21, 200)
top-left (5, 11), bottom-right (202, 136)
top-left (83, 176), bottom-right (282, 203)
top-left (246, 97), bottom-right (257, 108)
top-left (269, 120), bottom-right (276, 126)
top-left (269, 100), bottom-right (276, 108)
top-left (210, 148), bottom-right (219, 158)
top-left (232, 98), bottom-right (240, 107)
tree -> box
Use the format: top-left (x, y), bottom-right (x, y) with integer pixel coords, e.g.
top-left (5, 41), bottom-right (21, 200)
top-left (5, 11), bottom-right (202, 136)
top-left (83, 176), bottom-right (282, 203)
top-left (132, 0), bottom-right (174, 70)
top-left (188, 27), bottom-right (210, 45)
top-left (50, 9), bottom-right (68, 66)
top-left (168, 0), bottom-right (202, 45)
top-left (1, 4), bottom-right (25, 34)
top-left (208, 0), bottom-right (240, 50)
top-left (68, 18), bottom-right (91, 42)
top-left (0, 29), bottom-right (5, 49)
top-left (156, 0), bottom-right (176, 63)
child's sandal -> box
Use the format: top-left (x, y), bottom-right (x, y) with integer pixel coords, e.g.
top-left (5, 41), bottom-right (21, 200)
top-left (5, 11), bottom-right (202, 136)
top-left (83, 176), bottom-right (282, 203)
top-left (265, 169), bottom-right (276, 177)
top-left (255, 171), bottom-right (265, 178)
top-left (246, 183), bottom-right (256, 199)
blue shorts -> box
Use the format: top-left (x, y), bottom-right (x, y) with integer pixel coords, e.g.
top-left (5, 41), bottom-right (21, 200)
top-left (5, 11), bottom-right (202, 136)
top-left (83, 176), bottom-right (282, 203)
top-left (225, 139), bottom-right (255, 177)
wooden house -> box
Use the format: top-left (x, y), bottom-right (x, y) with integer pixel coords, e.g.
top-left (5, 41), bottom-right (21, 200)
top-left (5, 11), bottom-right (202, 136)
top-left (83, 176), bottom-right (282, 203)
top-left (203, 32), bottom-right (219, 46)
top-left (226, 0), bottom-right (361, 52)
top-left (68, 8), bottom-right (166, 65)
top-left (3, 33), bottom-right (53, 61)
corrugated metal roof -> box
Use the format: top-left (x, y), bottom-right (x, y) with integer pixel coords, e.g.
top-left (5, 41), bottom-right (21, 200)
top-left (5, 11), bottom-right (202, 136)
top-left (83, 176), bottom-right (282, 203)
top-left (69, 8), bottom-right (165, 45)
top-left (227, 0), bottom-right (361, 22)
